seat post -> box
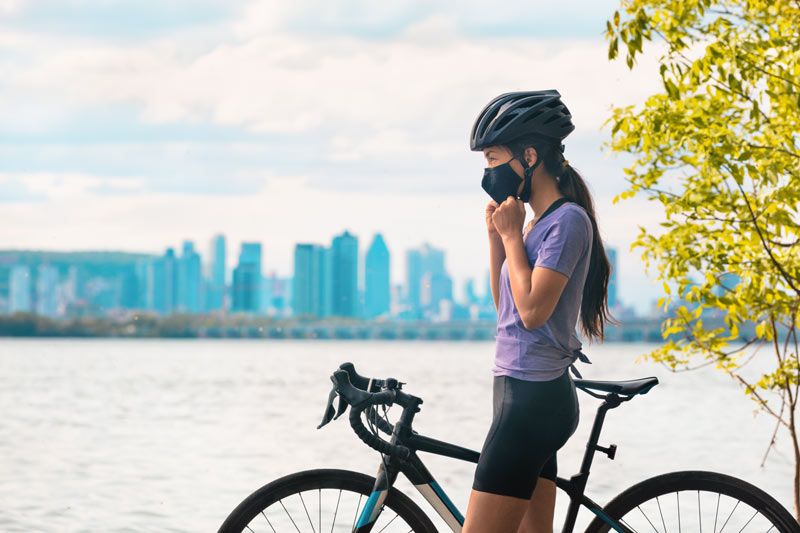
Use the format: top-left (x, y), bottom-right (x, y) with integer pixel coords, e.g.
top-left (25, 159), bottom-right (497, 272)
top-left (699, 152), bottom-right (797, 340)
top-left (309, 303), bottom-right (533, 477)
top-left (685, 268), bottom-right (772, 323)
top-left (578, 394), bottom-right (621, 476)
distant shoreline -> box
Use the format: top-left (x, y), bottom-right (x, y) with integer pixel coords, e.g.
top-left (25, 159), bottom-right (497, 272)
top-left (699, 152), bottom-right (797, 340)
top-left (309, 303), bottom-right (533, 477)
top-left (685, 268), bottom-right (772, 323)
top-left (0, 312), bottom-right (751, 343)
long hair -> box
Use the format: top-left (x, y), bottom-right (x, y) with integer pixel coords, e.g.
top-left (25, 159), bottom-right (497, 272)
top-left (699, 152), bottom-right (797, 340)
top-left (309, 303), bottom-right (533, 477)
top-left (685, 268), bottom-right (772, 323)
top-left (509, 135), bottom-right (619, 342)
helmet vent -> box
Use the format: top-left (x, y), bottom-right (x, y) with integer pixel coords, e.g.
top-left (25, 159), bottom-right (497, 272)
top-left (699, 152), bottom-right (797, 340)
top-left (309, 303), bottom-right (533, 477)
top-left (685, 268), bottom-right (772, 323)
top-left (494, 114), bottom-right (515, 131)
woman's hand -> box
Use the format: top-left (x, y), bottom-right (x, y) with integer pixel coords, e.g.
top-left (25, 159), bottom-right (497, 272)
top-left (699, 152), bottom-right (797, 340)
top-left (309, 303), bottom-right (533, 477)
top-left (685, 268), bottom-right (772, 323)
top-left (485, 200), bottom-right (500, 236)
top-left (491, 196), bottom-right (525, 240)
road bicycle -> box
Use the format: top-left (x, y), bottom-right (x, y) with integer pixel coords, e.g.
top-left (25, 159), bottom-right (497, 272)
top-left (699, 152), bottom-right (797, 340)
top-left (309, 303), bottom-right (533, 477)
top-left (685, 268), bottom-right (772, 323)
top-left (218, 361), bottom-right (799, 532)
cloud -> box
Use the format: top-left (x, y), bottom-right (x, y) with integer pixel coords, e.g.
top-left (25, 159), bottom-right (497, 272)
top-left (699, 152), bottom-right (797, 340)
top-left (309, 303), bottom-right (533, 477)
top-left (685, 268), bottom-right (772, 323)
top-left (0, 0), bottom-right (672, 314)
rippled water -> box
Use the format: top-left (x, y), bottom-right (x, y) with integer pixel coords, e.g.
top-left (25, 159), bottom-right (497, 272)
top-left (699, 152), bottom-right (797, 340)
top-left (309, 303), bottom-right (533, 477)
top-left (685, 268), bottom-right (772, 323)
top-left (0, 339), bottom-right (793, 532)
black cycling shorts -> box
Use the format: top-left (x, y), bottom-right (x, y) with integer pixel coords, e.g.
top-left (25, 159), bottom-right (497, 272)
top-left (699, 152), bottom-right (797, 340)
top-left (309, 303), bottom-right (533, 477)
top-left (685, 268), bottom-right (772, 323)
top-left (471, 369), bottom-right (580, 500)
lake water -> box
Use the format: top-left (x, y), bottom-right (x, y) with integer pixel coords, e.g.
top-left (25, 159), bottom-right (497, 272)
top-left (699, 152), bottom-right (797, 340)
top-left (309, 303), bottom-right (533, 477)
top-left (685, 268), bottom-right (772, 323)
top-left (0, 339), bottom-right (794, 532)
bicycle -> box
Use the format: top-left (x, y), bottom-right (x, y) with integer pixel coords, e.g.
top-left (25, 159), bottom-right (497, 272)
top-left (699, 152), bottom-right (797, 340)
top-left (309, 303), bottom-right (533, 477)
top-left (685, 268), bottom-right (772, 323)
top-left (218, 361), bottom-right (800, 532)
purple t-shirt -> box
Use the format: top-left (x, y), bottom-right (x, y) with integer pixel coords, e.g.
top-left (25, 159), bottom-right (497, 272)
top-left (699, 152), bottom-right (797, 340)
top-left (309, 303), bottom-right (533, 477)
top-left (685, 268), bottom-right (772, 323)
top-left (494, 200), bottom-right (593, 381)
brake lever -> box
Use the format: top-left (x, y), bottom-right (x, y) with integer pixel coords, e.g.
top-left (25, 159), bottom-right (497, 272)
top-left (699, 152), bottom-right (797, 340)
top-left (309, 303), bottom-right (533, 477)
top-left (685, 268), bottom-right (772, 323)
top-left (333, 393), bottom-right (348, 420)
top-left (316, 386), bottom-right (338, 429)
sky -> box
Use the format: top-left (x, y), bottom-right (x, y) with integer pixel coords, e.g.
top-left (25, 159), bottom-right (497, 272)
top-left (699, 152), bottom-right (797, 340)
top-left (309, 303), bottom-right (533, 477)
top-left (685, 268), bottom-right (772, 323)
top-left (0, 0), bottom-right (671, 314)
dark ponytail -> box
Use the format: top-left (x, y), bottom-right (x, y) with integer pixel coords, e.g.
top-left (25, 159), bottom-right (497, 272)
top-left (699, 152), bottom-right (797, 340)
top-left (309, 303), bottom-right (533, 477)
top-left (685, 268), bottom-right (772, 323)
top-left (509, 136), bottom-right (619, 342)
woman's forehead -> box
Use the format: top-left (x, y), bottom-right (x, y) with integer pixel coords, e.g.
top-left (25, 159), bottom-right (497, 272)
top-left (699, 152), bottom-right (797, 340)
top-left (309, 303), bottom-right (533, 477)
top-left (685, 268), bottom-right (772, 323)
top-left (484, 145), bottom-right (509, 156)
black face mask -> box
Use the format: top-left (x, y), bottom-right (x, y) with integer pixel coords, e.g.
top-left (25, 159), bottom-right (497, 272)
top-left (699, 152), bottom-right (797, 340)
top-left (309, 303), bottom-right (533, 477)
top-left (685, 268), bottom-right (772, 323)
top-left (481, 158), bottom-right (536, 204)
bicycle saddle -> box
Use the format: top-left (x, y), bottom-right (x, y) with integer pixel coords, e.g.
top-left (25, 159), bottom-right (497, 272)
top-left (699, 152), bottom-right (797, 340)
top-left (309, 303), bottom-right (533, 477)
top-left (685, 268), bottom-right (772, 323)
top-left (573, 376), bottom-right (659, 396)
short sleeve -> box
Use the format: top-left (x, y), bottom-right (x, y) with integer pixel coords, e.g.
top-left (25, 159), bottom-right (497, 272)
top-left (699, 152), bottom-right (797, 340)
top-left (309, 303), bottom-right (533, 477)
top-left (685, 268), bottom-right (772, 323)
top-left (534, 208), bottom-right (591, 279)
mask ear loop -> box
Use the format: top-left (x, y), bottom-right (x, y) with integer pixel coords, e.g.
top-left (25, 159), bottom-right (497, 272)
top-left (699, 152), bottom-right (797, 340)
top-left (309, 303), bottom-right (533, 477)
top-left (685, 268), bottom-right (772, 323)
top-left (519, 156), bottom-right (541, 202)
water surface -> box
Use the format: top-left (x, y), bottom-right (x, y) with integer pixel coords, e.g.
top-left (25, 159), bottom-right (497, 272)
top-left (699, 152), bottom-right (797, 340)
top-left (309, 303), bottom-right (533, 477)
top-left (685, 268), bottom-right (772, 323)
top-left (0, 339), bottom-right (793, 532)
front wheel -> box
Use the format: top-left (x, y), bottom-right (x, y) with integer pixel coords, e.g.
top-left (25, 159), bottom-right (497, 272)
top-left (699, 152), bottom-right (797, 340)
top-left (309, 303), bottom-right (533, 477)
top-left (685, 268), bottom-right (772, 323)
top-left (586, 470), bottom-right (798, 533)
top-left (218, 468), bottom-right (438, 533)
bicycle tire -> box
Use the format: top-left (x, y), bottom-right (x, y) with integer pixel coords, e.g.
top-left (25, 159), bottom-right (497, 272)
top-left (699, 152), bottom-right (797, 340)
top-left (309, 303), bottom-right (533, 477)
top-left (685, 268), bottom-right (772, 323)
top-left (586, 470), bottom-right (799, 533)
top-left (218, 468), bottom-right (438, 533)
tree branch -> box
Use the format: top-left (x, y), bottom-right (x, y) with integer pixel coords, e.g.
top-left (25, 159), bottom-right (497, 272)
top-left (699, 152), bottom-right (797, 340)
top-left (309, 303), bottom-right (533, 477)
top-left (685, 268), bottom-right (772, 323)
top-left (733, 178), bottom-right (800, 294)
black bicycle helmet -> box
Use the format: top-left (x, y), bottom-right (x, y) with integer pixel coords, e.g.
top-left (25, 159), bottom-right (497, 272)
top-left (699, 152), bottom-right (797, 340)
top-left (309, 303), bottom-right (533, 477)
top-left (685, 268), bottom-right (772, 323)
top-left (469, 89), bottom-right (575, 151)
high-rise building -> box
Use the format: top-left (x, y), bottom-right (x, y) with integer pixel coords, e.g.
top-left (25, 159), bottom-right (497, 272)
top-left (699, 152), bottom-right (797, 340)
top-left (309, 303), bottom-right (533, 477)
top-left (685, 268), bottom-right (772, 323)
top-left (132, 260), bottom-right (150, 310)
top-left (364, 233), bottom-right (390, 319)
top-left (292, 244), bottom-right (332, 318)
top-left (421, 271), bottom-right (452, 314)
top-left (232, 242), bottom-right (262, 313)
top-left (265, 272), bottom-right (291, 317)
top-left (207, 234), bottom-right (226, 311)
top-left (151, 247), bottom-right (177, 314)
top-left (177, 240), bottom-right (202, 313)
top-left (9, 265), bottom-right (32, 313)
top-left (463, 278), bottom-right (478, 306)
top-left (36, 264), bottom-right (60, 317)
top-left (406, 243), bottom-right (448, 319)
top-left (331, 230), bottom-right (358, 317)
top-left (607, 247), bottom-right (618, 309)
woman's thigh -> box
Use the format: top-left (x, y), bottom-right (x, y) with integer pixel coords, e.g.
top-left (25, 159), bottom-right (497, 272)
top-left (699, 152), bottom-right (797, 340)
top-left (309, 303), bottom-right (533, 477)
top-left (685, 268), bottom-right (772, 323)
top-left (471, 371), bottom-right (579, 500)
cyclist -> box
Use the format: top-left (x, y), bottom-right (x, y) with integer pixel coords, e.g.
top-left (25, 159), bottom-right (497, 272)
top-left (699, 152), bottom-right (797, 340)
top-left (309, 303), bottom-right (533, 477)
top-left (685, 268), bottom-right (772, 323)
top-left (463, 90), bottom-right (615, 533)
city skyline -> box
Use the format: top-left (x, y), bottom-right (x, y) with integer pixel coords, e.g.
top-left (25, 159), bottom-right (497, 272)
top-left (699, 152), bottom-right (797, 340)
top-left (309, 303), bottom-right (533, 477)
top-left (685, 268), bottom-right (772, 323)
top-left (0, 228), bottom-right (638, 322)
top-left (1, 0), bottom-right (668, 318)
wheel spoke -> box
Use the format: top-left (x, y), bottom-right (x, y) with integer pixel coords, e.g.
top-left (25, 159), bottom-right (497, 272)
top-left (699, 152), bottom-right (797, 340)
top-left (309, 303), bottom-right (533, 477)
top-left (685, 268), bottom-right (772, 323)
top-left (299, 491), bottom-right (316, 533)
top-left (318, 488), bottom-right (321, 533)
top-left (676, 491), bottom-right (681, 533)
top-left (279, 498), bottom-right (303, 533)
top-left (698, 490), bottom-right (702, 533)
top-left (260, 510), bottom-right (276, 533)
top-left (718, 499), bottom-right (741, 532)
top-left (376, 511), bottom-right (400, 532)
top-left (620, 517), bottom-right (640, 533)
top-left (330, 489), bottom-right (342, 533)
top-left (735, 509), bottom-right (758, 533)
top-left (655, 495), bottom-right (667, 532)
top-left (714, 492), bottom-right (721, 533)
top-left (636, 504), bottom-right (661, 533)
top-left (351, 493), bottom-right (363, 531)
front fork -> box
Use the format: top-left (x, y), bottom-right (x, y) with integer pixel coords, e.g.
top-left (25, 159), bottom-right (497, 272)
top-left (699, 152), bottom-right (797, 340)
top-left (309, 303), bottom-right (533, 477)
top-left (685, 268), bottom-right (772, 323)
top-left (353, 457), bottom-right (401, 532)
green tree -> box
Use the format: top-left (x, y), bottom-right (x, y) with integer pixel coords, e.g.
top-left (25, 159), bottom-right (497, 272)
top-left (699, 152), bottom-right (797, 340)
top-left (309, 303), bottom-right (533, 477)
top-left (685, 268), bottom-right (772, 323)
top-left (605, 0), bottom-right (800, 517)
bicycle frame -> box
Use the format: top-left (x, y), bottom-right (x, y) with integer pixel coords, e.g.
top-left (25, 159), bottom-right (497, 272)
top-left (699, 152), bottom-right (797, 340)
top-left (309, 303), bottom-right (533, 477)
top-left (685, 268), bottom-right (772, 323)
top-left (354, 391), bottom-right (633, 533)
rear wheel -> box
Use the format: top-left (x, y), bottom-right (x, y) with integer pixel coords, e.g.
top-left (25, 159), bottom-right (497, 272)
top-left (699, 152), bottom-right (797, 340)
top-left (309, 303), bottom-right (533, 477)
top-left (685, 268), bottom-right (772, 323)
top-left (219, 468), bottom-right (438, 533)
top-left (586, 470), bottom-right (798, 533)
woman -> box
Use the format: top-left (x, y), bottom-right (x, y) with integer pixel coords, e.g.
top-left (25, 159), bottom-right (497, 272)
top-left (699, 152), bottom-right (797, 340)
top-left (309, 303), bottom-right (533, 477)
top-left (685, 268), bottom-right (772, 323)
top-left (462, 90), bottom-right (614, 533)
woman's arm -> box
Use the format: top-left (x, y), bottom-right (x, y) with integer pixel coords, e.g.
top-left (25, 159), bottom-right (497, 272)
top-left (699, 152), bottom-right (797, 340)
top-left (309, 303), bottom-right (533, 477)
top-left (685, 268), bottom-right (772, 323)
top-left (488, 232), bottom-right (506, 311)
top-left (501, 233), bottom-right (568, 329)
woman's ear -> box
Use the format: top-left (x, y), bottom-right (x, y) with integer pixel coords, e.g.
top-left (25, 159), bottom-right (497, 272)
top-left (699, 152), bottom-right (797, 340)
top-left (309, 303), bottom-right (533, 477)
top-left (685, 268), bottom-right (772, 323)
top-left (524, 146), bottom-right (538, 168)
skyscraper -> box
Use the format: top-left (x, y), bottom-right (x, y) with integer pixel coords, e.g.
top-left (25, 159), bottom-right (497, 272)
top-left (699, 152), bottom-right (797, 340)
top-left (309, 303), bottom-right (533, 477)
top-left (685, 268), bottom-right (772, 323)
top-left (292, 244), bottom-right (332, 318)
top-left (331, 230), bottom-right (358, 318)
top-left (406, 243), bottom-right (448, 319)
top-left (232, 242), bottom-right (262, 313)
top-left (266, 272), bottom-right (292, 317)
top-left (421, 271), bottom-right (452, 314)
top-left (364, 233), bottom-right (390, 319)
top-left (151, 247), bottom-right (177, 315)
top-left (463, 278), bottom-right (478, 306)
top-left (36, 264), bottom-right (59, 317)
top-left (207, 234), bottom-right (226, 311)
top-left (177, 240), bottom-right (202, 313)
top-left (9, 265), bottom-right (32, 313)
